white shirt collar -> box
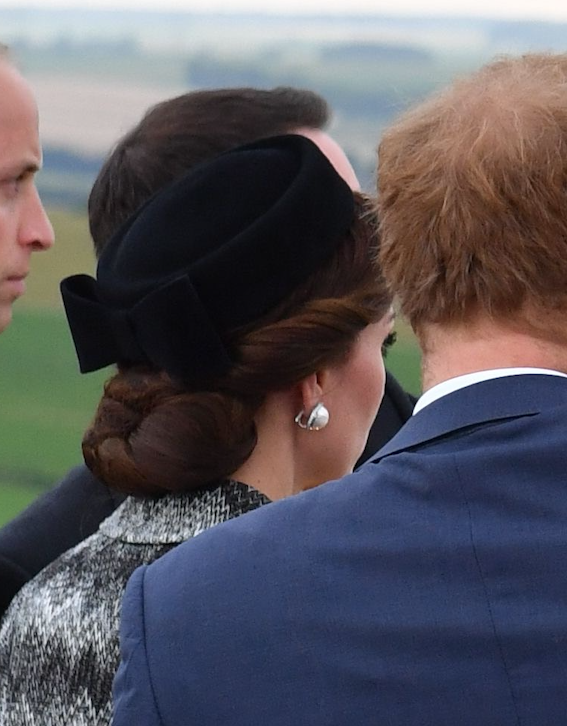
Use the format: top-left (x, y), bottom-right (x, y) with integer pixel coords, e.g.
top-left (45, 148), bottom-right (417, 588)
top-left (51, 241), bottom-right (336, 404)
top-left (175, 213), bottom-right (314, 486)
top-left (413, 368), bottom-right (567, 415)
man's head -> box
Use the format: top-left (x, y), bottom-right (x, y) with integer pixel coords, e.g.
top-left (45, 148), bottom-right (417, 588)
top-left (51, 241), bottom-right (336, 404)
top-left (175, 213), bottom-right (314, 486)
top-left (378, 53), bottom-right (567, 347)
top-left (89, 86), bottom-right (358, 254)
top-left (0, 51), bottom-right (54, 333)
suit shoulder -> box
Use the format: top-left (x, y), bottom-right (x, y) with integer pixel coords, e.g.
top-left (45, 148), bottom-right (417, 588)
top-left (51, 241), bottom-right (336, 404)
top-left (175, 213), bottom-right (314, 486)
top-left (140, 458), bottom-right (437, 607)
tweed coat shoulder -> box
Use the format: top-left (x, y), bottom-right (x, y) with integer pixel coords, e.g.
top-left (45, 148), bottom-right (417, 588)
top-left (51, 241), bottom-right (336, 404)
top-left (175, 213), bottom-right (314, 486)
top-left (0, 480), bottom-right (268, 725)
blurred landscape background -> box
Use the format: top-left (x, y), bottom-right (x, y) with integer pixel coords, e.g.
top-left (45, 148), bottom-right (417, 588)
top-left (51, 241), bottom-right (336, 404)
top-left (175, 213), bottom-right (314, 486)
top-left (1, 6), bottom-right (566, 525)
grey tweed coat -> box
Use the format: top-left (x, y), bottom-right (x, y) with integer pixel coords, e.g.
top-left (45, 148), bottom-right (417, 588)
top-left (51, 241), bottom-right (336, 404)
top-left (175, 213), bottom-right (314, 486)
top-left (0, 480), bottom-right (269, 725)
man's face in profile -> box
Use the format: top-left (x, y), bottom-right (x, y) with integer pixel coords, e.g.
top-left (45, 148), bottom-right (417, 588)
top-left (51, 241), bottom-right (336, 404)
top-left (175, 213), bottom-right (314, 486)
top-left (0, 63), bottom-right (53, 333)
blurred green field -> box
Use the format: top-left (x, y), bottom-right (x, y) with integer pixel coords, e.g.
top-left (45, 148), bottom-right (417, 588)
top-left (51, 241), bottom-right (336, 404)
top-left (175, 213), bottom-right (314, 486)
top-left (384, 322), bottom-right (421, 398)
top-left (0, 209), bottom-right (110, 525)
top-left (0, 209), bottom-right (421, 528)
top-left (0, 308), bottom-right (109, 482)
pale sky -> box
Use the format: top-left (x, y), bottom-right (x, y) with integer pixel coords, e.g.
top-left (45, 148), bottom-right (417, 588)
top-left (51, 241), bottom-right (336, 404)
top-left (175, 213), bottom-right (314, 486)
top-left (2, 0), bottom-right (567, 22)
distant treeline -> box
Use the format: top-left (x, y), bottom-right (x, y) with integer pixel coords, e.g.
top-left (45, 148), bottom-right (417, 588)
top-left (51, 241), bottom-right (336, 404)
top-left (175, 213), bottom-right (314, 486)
top-left (44, 148), bottom-right (102, 176)
top-left (187, 41), bottom-right (435, 121)
top-left (39, 148), bottom-right (103, 210)
top-left (24, 15), bottom-right (567, 209)
top-left (36, 39), bottom-right (440, 208)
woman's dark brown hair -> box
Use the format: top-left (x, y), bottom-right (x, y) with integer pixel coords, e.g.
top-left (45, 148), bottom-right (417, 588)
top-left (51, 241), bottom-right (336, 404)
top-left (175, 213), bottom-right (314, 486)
top-left (83, 193), bottom-right (391, 496)
top-left (89, 87), bottom-right (330, 255)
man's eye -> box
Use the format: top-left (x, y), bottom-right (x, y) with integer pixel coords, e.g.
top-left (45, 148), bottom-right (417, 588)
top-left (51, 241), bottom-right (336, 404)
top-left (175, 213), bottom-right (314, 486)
top-left (381, 331), bottom-right (397, 357)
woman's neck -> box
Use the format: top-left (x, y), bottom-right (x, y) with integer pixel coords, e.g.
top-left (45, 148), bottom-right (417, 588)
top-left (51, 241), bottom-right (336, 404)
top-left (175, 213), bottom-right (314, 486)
top-left (231, 392), bottom-right (299, 501)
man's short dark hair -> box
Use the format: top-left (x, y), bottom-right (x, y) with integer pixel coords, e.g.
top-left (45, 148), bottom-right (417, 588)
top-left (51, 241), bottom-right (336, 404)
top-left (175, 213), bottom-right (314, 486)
top-left (88, 87), bottom-right (329, 254)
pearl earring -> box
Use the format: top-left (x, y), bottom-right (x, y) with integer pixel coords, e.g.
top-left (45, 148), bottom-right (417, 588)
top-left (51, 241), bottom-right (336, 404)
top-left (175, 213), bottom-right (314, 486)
top-left (294, 402), bottom-right (330, 431)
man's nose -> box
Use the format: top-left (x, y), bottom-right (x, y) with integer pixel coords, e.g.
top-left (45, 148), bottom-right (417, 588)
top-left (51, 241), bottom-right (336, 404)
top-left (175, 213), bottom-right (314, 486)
top-left (20, 186), bottom-right (55, 252)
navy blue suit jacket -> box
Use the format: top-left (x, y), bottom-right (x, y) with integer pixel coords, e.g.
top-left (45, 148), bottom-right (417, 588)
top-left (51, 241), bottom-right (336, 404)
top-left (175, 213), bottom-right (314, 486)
top-left (113, 374), bottom-right (567, 726)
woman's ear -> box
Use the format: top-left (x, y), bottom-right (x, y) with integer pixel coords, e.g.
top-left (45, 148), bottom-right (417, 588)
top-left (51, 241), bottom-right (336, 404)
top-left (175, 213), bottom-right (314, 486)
top-left (296, 367), bottom-right (337, 413)
top-left (294, 368), bottom-right (337, 431)
top-left (296, 372), bottom-right (322, 415)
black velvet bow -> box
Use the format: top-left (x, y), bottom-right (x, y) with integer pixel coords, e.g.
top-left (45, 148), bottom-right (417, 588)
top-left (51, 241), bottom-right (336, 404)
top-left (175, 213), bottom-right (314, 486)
top-left (61, 273), bottom-right (232, 383)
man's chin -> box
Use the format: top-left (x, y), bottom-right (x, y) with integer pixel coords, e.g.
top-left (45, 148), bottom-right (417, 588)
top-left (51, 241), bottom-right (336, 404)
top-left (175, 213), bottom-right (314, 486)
top-left (0, 306), bottom-right (14, 334)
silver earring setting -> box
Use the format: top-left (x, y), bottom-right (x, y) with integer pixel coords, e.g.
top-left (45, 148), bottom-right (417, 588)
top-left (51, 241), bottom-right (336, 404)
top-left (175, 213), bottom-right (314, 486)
top-left (294, 402), bottom-right (330, 431)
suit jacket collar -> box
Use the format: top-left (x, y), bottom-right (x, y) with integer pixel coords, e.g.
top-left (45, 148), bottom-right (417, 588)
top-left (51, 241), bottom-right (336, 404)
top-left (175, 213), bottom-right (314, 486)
top-left (371, 373), bottom-right (567, 462)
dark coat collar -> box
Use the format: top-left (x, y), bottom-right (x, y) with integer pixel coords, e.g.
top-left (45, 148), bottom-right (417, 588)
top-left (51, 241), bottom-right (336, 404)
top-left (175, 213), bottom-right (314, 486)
top-left (371, 373), bottom-right (567, 462)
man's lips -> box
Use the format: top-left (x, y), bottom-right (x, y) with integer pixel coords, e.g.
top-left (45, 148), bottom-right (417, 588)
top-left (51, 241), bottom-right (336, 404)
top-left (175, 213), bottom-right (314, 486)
top-left (4, 274), bottom-right (28, 297)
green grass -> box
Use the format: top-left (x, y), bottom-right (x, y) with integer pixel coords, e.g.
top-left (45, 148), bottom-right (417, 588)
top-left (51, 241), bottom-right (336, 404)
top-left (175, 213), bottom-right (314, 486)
top-left (0, 482), bottom-right (46, 525)
top-left (385, 322), bottom-right (421, 397)
top-left (0, 308), bottom-right (109, 484)
top-left (0, 209), bottom-right (109, 526)
top-left (0, 209), bottom-right (421, 528)
top-left (24, 207), bottom-right (97, 309)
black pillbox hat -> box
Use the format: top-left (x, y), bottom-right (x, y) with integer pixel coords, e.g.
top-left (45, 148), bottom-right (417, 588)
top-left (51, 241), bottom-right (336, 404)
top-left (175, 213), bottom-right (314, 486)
top-left (60, 134), bottom-right (355, 384)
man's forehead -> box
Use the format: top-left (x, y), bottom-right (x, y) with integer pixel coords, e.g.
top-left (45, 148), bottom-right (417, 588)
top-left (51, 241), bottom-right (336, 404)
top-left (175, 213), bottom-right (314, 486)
top-left (0, 62), bottom-right (39, 124)
top-left (0, 62), bottom-right (42, 172)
